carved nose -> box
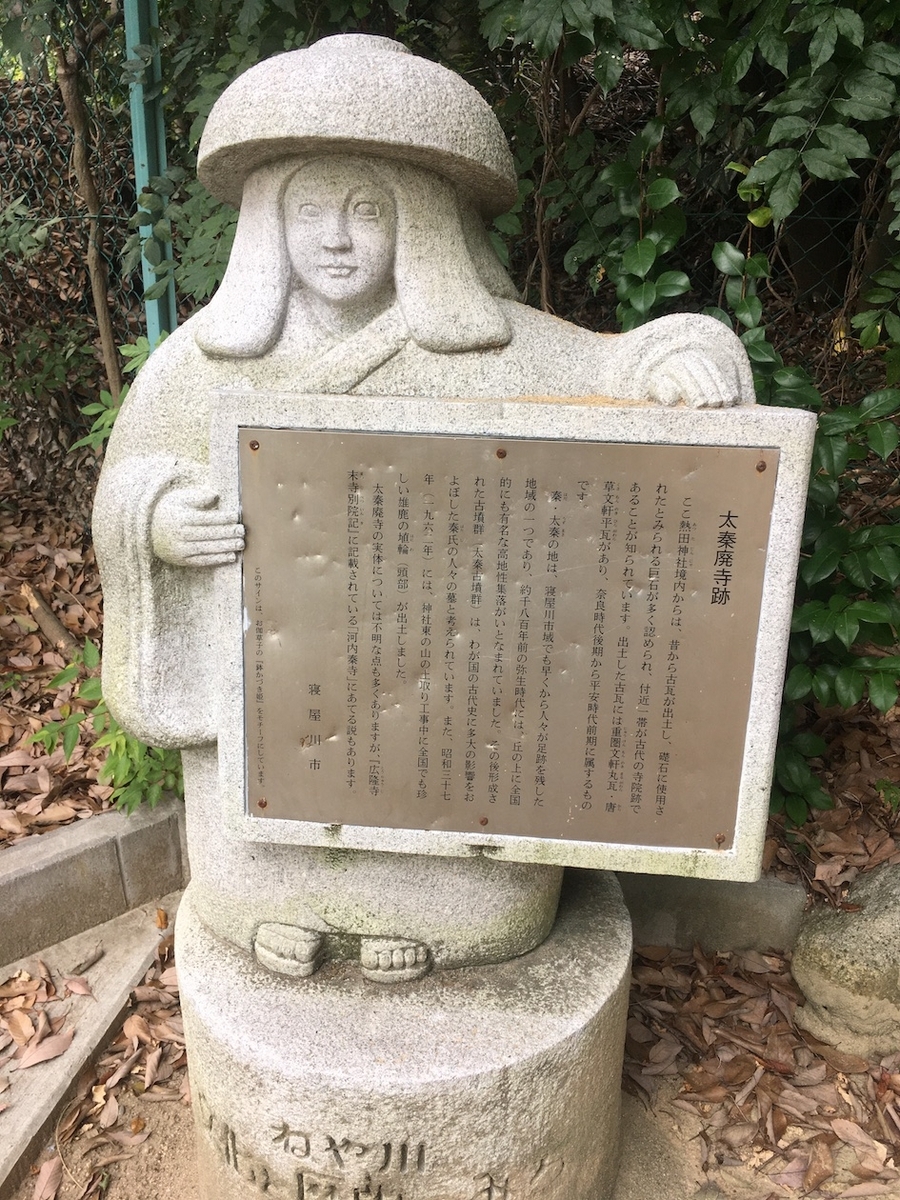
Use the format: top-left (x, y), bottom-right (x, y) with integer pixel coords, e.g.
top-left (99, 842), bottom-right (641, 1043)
top-left (321, 211), bottom-right (351, 250)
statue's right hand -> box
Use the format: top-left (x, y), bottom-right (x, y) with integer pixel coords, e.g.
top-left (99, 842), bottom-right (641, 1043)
top-left (151, 486), bottom-right (245, 568)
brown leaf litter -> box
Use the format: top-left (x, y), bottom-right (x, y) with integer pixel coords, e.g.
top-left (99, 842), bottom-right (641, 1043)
top-left (625, 943), bottom-right (900, 1196)
top-left (8, 931), bottom-right (187, 1200)
top-left (1, 467), bottom-right (112, 846)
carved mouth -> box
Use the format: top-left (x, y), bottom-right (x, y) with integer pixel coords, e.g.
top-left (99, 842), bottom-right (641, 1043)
top-left (320, 265), bottom-right (356, 277)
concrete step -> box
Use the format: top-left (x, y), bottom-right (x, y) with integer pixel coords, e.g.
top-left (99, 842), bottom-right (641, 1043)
top-left (0, 798), bottom-right (187, 967)
top-left (0, 894), bottom-right (182, 1200)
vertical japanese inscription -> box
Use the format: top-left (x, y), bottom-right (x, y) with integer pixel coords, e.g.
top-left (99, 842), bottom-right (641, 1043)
top-left (241, 432), bottom-right (778, 850)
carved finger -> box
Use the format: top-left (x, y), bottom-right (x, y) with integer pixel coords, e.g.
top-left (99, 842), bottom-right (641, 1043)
top-left (182, 551), bottom-right (239, 567)
top-left (181, 538), bottom-right (245, 558)
top-left (178, 486), bottom-right (221, 511)
top-left (180, 524), bottom-right (245, 542)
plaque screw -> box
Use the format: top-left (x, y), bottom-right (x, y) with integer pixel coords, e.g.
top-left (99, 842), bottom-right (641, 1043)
top-left (714, 831), bottom-right (726, 846)
top-left (495, 448), bottom-right (507, 459)
top-left (257, 797), bottom-right (268, 809)
top-left (756, 460), bottom-right (766, 472)
top-left (249, 440), bottom-right (260, 451)
top-left (479, 817), bottom-right (489, 826)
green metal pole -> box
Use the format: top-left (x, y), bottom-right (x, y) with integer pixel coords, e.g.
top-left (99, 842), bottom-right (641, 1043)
top-left (125, 0), bottom-right (177, 343)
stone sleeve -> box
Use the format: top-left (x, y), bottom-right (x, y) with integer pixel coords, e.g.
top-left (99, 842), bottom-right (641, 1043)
top-left (93, 454), bottom-right (220, 748)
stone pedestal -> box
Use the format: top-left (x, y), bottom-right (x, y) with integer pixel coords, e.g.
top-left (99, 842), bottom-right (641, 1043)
top-left (177, 870), bottom-right (632, 1200)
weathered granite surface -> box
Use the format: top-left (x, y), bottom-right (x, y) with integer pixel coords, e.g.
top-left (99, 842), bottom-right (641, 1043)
top-left (178, 870), bottom-right (633, 1200)
top-left (92, 31), bottom-right (777, 1200)
top-left (792, 863), bottom-right (900, 1057)
top-left (93, 32), bottom-right (764, 974)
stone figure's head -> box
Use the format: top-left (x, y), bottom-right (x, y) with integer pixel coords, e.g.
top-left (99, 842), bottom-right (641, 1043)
top-left (192, 35), bottom-right (519, 359)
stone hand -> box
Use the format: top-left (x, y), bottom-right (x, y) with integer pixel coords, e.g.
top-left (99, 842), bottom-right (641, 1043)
top-left (151, 486), bottom-right (245, 568)
top-left (618, 313), bottom-right (756, 408)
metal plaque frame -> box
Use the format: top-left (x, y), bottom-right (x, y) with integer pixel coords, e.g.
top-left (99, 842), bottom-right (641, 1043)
top-left (210, 394), bottom-right (816, 881)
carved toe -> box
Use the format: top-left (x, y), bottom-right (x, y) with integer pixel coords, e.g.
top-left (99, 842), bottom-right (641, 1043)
top-left (360, 937), bottom-right (431, 983)
top-left (254, 923), bottom-right (325, 978)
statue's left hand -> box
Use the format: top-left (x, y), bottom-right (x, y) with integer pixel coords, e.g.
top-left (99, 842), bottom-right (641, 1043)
top-left (151, 486), bottom-right (245, 568)
top-left (619, 313), bottom-right (756, 408)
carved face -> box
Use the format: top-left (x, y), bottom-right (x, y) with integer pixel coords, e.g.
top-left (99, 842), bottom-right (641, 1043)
top-left (284, 159), bottom-right (397, 310)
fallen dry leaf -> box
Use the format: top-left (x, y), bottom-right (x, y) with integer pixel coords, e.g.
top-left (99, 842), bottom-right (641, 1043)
top-left (15, 1028), bottom-right (74, 1070)
top-left (30, 1154), bottom-right (62, 1200)
top-left (803, 1136), bottom-right (834, 1191)
top-left (4, 1009), bottom-right (34, 1046)
top-left (63, 976), bottom-right (93, 998)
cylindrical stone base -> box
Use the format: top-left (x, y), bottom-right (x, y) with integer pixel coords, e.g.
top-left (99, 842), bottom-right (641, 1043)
top-left (177, 870), bottom-right (632, 1200)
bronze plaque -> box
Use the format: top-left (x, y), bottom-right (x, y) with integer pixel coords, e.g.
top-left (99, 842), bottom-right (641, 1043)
top-left (240, 429), bottom-right (778, 850)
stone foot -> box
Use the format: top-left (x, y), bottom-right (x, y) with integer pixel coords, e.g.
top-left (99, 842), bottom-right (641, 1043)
top-left (254, 924), bottom-right (325, 978)
top-left (360, 937), bottom-right (431, 983)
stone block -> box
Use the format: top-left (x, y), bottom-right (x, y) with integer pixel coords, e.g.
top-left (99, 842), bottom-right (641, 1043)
top-left (0, 819), bottom-right (126, 967)
top-left (618, 871), bottom-right (806, 953)
top-left (792, 863), bottom-right (900, 1057)
top-left (178, 871), bottom-right (632, 1200)
top-left (114, 798), bottom-right (188, 907)
top-left (0, 799), bottom-right (188, 967)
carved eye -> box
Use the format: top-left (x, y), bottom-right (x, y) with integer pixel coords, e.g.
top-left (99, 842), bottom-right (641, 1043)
top-left (352, 200), bottom-right (380, 219)
top-left (297, 203), bottom-right (320, 219)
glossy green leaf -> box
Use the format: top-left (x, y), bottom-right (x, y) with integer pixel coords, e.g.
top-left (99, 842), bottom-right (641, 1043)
top-left (884, 312), bottom-right (900, 343)
top-left (813, 434), bottom-right (851, 478)
top-left (645, 177), bottom-right (680, 210)
top-left (744, 253), bottom-right (771, 279)
top-left (734, 295), bottom-right (762, 327)
top-left (622, 238), bottom-right (657, 278)
top-left (745, 148), bottom-right (800, 185)
top-left (514, 0), bottom-right (565, 54)
top-left (722, 37), bottom-right (753, 85)
top-left (814, 124), bottom-right (871, 159)
top-left (832, 6), bottom-right (865, 47)
top-left (835, 667), bottom-right (866, 708)
top-left (802, 148), bottom-right (855, 181)
top-left (615, 4), bottom-right (665, 49)
top-left (801, 545), bottom-right (841, 585)
top-left (867, 545), bottom-right (900, 585)
top-left (78, 676), bottom-right (103, 701)
top-left (784, 663), bottom-right (813, 701)
top-left (712, 241), bottom-right (745, 276)
top-left (757, 26), bottom-right (788, 75)
top-left (840, 551), bottom-right (874, 590)
top-left (768, 165), bottom-right (802, 222)
top-left (868, 673), bottom-right (899, 714)
top-left (593, 37), bottom-right (624, 93)
top-left (808, 17), bottom-right (837, 72)
top-left (811, 670), bottom-right (835, 707)
top-left (655, 270), bottom-right (691, 297)
top-left (846, 601), bottom-right (893, 623)
top-left (868, 420), bottom-right (900, 460)
top-left (767, 115), bottom-right (810, 143)
top-left (62, 717), bottom-right (81, 762)
top-left (833, 612), bottom-right (859, 650)
top-left (859, 388), bottom-right (900, 419)
top-left (627, 280), bottom-right (658, 314)
top-left (49, 663), bottom-right (80, 688)
top-left (808, 608), bottom-right (838, 644)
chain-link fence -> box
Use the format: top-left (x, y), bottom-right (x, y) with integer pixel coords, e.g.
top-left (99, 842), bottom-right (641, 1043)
top-left (0, 5), bottom-right (141, 519)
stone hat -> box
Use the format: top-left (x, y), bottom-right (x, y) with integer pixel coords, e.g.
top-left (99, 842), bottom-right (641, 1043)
top-left (197, 34), bottom-right (517, 215)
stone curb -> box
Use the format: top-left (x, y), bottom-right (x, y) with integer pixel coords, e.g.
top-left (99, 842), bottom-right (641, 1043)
top-left (618, 871), bottom-right (808, 954)
top-left (0, 892), bottom-right (182, 1200)
top-left (0, 798), bottom-right (188, 968)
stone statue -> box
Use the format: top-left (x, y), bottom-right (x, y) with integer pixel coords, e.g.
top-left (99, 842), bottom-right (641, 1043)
top-left (94, 34), bottom-right (755, 984)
